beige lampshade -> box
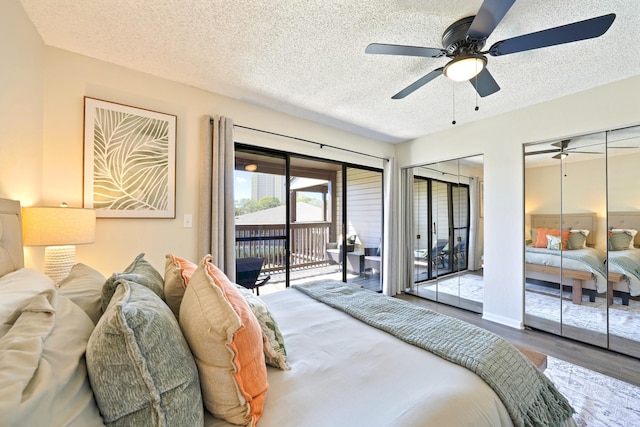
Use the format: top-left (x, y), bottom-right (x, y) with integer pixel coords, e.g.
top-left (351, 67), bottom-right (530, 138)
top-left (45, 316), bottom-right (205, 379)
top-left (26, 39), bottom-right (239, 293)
top-left (22, 206), bottom-right (96, 246)
top-left (22, 206), bottom-right (96, 283)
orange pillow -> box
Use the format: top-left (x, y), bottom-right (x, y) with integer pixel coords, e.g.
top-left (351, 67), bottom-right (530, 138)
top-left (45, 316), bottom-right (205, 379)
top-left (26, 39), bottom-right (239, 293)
top-left (533, 228), bottom-right (550, 248)
top-left (179, 255), bottom-right (267, 426)
top-left (533, 228), bottom-right (569, 250)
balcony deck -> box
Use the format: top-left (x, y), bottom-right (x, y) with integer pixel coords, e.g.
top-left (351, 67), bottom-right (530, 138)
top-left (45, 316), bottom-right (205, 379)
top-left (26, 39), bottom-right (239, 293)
top-left (255, 264), bottom-right (381, 295)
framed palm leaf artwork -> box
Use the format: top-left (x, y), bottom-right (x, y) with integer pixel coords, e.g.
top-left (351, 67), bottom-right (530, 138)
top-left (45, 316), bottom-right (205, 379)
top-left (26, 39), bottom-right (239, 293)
top-left (83, 97), bottom-right (176, 218)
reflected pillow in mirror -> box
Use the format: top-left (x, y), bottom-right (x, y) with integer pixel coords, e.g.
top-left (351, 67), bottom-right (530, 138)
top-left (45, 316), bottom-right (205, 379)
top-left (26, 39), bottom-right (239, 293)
top-left (535, 228), bottom-right (569, 249)
top-left (546, 235), bottom-right (563, 251)
top-left (567, 230), bottom-right (589, 250)
top-left (608, 230), bottom-right (636, 251)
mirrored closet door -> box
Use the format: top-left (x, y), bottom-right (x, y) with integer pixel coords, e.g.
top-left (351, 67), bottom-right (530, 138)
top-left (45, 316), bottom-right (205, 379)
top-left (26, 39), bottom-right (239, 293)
top-left (524, 124), bottom-right (640, 357)
top-left (403, 155), bottom-right (483, 313)
top-left (607, 125), bottom-right (640, 358)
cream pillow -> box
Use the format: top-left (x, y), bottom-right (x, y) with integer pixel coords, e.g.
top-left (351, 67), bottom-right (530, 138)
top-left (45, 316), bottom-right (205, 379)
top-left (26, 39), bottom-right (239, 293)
top-left (57, 263), bottom-right (106, 324)
top-left (180, 255), bottom-right (268, 426)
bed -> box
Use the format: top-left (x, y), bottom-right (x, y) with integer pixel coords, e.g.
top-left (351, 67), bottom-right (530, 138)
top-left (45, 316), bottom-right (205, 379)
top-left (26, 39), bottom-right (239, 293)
top-left (526, 213), bottom-right (640, 305)
top-left (606, 212), bottom-right (640, 304)
top-left (526, 213), bottom-right (610, 304)
top-left (0, 198), bottom-right (576, 427)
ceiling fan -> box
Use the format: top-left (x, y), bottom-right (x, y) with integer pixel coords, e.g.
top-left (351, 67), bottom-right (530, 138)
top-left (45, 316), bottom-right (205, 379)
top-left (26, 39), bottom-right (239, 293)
top-left (365, 0), bottom-right (616, 99)
top-left (525, 139), bottom-right (602, 159)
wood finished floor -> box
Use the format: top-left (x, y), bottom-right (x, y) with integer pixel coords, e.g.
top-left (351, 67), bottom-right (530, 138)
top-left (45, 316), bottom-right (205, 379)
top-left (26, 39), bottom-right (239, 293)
top-left (396, 293), bottom-right (640, 388)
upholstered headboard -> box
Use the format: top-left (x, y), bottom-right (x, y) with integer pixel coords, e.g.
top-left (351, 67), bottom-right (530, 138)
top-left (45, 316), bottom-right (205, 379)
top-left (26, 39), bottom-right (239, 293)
top-left (608, 211), bottom-right (640, 248)
top-left (530, 213), bottom-right (598, 247)
top-left (0, 198), bottom-right (24, 277)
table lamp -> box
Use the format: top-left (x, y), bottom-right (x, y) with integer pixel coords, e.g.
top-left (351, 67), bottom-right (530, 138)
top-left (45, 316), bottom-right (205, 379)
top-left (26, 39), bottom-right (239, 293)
top-left (22, 205), bottom-right (96, 283)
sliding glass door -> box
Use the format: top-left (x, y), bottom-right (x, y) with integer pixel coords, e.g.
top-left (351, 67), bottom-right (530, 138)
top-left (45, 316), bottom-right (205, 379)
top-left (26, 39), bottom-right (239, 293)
top-left (234, 149), bottom-right (288, 289)
top-left (345, 167), bottom-right (383, 291)
top-left (235, 144), bottom-right (383, 293)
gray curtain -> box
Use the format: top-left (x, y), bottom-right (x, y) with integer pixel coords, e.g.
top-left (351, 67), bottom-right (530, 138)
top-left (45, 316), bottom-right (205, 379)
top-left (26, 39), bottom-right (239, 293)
top-left (382, 157), bottom-right (401, 296)
top-left (198, 115), bottom-right (236, 280)
top-left (468, 177), bottom-right (480, 271)
top-left (400, 167), bottom-right (415, 293)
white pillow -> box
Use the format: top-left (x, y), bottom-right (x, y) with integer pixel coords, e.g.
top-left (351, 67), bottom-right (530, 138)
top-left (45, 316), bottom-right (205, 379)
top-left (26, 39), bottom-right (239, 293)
top-left (546, 235), bottom-right (563, 251)
top-left (0, 268), bottom-right (54, 327)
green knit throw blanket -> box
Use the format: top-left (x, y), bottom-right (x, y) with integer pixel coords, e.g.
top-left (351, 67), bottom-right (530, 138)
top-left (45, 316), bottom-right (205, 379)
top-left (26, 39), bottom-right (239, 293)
top-left (294, 280), bottom-right (574, 427)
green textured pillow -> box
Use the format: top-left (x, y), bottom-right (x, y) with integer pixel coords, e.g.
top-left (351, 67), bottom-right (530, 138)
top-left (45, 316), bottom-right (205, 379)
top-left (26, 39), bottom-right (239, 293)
top-left (608, 231), bottom-right (634, 251)
top-left (87, 280), bottom-right (202, 427)
top-left (102, 253), bottom-right (164, 312)
top-left (236, 285), bottom-right (290, 370)
top-left (567, 231), bottom-right (588, 250)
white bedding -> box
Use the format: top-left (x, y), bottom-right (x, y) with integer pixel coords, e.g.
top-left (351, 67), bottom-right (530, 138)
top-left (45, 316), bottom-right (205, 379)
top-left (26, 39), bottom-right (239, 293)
top-left (525, 246), bottom-right (607, 293)
top-left (205, 288), bottom-right (514, 427)
top-left (608, 248), bottom-right (640, 296)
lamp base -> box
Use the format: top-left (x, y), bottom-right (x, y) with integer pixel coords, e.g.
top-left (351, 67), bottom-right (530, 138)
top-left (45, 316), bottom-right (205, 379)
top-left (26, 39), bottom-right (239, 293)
top-left (44, 245), bottom-right (76, 284)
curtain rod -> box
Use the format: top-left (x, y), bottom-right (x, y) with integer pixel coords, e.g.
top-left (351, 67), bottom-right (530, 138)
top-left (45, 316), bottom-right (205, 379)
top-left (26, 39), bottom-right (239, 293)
top-left (416, 165), bottom-right (472, 180)
top-left (230, 123), bottom-right (388, 162)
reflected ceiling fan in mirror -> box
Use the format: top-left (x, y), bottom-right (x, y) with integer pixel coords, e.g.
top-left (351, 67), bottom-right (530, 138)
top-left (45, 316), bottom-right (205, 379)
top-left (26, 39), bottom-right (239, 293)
top-left (365, 0), bottom-right (616, 100)
top-left (525, 139), bottom-right (603, 159)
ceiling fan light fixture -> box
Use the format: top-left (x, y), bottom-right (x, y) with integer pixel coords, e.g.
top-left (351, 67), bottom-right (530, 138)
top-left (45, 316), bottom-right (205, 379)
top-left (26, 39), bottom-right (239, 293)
top-left (244, 163), bottom-right (258, 172)
top-left (443, 54), bottom-right (487, 82)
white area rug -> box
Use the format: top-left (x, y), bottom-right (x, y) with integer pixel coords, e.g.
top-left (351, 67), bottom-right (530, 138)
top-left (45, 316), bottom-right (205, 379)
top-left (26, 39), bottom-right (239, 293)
top-left (526, 282), bottom-right (640, 341)
top-left (545, 357), bottom-right (640, 426)
top-left (420, 273), bottom-right (485, 301)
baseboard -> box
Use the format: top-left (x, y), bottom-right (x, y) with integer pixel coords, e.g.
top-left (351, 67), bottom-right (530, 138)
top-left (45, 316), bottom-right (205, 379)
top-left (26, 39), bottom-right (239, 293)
top-left (482, 312), bottom-right (523, 330)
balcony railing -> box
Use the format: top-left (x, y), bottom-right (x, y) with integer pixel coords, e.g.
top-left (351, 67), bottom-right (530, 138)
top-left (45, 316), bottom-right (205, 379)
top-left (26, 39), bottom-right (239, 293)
top-left (235, 222), bottom-right (331, 273)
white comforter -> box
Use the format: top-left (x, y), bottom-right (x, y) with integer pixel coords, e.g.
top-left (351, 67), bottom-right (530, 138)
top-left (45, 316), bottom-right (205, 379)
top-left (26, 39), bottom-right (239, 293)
top-left (205, 288), bottom-right (514, 427)
top-left (608, 249), bottom-right (640, 296)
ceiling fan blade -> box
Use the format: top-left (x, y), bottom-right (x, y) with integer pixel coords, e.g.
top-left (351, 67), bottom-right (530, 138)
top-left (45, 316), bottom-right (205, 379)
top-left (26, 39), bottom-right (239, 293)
top-left (392, 68), bottom-right (444, 99)
top-left (525, 149), bottom-right (561, 156)
top-left (488, 13), bottom-right (616, 56)
top-left (469, 68), bottom-right (500, 97)
top-left (466, 0), bottom-right (516, 41)
top-left (552, 139), bottom-right (571, 149)
top-left (569, 150), bottom-right (603, 154)
top-left (365, 43), bottom-right (446, 58)
top-left (552, 153), bottom-right (566, 160)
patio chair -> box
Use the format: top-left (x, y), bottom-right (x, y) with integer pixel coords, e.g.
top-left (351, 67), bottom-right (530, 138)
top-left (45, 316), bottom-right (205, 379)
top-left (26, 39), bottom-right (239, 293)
top-left (440, 241), bottom-right (466, 269)
top-left (432, 239), bottom-right (449, 269)
top-left (236, 257), bottom-right (271, 295)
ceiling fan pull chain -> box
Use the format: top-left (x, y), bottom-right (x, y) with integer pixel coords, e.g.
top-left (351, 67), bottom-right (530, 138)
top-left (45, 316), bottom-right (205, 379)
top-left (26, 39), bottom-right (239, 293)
top-left (475, 71), bottom-right (480, 111)
top-left (451, 82), bottom-right (456, 125)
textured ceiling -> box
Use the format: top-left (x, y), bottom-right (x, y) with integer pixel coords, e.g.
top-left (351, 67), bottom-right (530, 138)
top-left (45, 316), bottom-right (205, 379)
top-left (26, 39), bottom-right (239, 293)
top-left (19, 0), bottom-right (640, 143)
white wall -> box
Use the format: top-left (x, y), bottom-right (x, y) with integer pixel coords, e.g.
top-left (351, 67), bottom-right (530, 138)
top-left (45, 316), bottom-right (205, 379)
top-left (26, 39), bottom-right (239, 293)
top-left (0, 1), bottom-right (44, 205)
top-left (0, 1), bottom-right (46, 268)
top-left (396, 75), bottom-right (640, 328)
top-left (37, 48), bottom-right (393, 276)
